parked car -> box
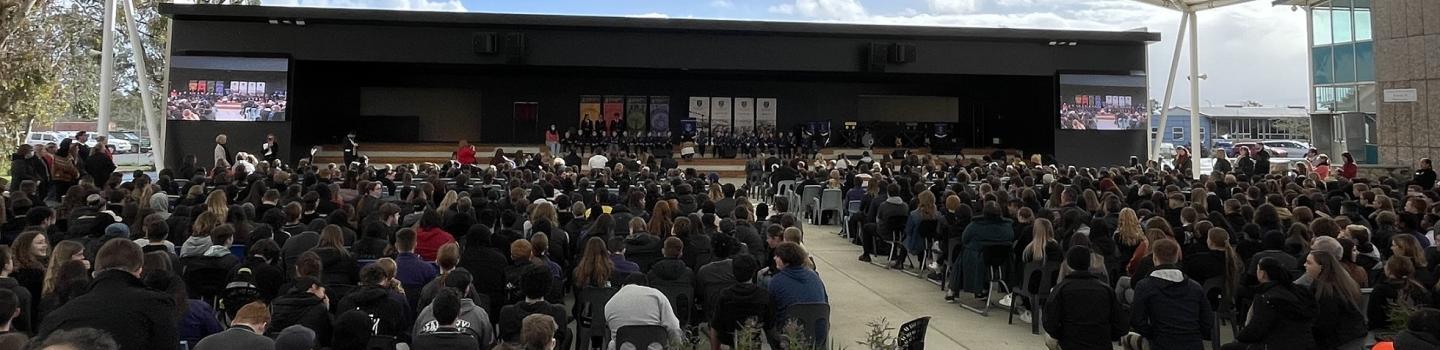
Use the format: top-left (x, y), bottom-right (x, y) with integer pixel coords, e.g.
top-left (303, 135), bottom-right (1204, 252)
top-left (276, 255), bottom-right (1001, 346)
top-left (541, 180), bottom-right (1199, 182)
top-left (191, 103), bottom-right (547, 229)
top-left (1158, 143), bottom-right (1176, 159)
top-left (109, 131), bottom-right (149, 152)
top-left (25, 132), bottom-right (61, 148)
top-left (1260, 140), bottom-right (1311, 159)
top-left (1230, 142), bottom-right (1288, 158)
top-left (85, 137), bottom-right (133, 154)
top-left (1212, 140), bottom-right (1234, 156)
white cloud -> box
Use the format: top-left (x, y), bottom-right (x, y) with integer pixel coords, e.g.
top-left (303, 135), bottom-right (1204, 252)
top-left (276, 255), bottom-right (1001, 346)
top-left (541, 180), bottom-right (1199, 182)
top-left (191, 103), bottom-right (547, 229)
top-left (770, 0), bottom-right (866, 19)
top-left (628, 12), bottom-right (670, 19)
top-left (761, 0), bottom-right (1308, 107)
top-left (926, 0), bottom-right (977, 14)
top-left (710, 0), bottom-right (733, 9)
top-left (263, 0), bottom-right (465, 11)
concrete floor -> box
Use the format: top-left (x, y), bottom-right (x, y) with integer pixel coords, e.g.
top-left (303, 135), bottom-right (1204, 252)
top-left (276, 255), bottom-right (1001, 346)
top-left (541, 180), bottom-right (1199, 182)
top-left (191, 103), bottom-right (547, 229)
top-left (801, 222), bottom-right (1047, 350)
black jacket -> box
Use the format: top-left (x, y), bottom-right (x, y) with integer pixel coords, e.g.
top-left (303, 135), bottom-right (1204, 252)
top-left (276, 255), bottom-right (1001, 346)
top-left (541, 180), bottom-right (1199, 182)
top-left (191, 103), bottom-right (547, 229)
top-left (459, 245), bottom-right (508, 324)
top-left (1043, 271), bottom-right (1126, 350)
top-left (336, 286), bottom-right (411, 341)
top-left (679, 234), bottom-right (715, 271)
top-left (625, 234), bottom-right (664, 272)
top-left (410, 325), bottom-right (480, 350)
top-left (497, 300), bottom-right (568, 343)
top-left (711, 283), bottom-right (773, 347)
top-left (83, 153), bottom-right (116, 181)
top-left (1394, 329), bottom-right (1440, 350)
top-left (36, 270), bottom-right (177, 350)
top-left (647, 257), bottom-right (695, 289)
top-left (0, 277), bottom-right (33, 333)
top-left (313, 247), bottom-right (358, 285)
top-left (733, 225), bottom-right (767, 259)
top-left (1130, 266), bottom-right (1212, 350)
top-left (268, 290), bottom-right (332, 346)
top-left (1312, 290), bottom-right (1366, 350)
top-left (1235, 282), bottom-right (1315, 349)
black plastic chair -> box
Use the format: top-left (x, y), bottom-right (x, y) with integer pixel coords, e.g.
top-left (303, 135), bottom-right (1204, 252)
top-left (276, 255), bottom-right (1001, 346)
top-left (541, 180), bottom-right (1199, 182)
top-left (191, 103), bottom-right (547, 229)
top-left (961, 245), bottom-right (1011, 316)
top-left (895, 316), bottom-right (930, 350)
top-left (941, 237), bottom-right (963, 292)
top-left (783, 303), bottom-right (831, 349)
top-left (1008, 260), bottom-right (1061, 334)
top-left (614, 325), bottom-right (670, 350)
top-left (651, 283), bottom-right (694, 327)
top-left (575, 287), bottom-right (618, 350)
top-left (1201, 277), bottom-right (1240, 350)
top-left (912, 220), bottom-right (940, 280)
top-left (872, 215), bottom-right (909, 268)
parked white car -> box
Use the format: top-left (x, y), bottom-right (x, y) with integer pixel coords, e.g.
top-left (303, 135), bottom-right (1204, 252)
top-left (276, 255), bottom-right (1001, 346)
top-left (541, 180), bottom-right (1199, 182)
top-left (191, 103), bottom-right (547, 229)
top-left (24, 132), bottom-right (61, 147)
top-left (85, 138), bottom-right (134, 153)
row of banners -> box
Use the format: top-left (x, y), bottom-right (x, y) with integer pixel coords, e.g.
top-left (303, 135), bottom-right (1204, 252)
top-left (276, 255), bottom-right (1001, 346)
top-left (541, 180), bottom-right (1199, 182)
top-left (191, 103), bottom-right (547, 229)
top-left (579, 95), bottom-right (777, 135)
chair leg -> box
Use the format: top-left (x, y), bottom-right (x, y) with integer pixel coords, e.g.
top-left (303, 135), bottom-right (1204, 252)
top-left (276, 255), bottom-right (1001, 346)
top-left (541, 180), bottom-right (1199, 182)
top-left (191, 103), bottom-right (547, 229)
top-left (1031, 300), bottom-right (1041, 335)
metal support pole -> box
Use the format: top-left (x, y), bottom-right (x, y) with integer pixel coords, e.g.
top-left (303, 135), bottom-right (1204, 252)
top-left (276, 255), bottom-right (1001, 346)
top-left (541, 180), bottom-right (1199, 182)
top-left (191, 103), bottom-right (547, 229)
top-left (97, 0), bottom-right (116, 137)
top-left (159, 19), bottom-right (174, 168)
top-left (1188, 11), bottom-right (1203, 180)
top-left (121, 0), bottom-right (163, 171)
top-left (1153, 10), bottom-right (1189, 161)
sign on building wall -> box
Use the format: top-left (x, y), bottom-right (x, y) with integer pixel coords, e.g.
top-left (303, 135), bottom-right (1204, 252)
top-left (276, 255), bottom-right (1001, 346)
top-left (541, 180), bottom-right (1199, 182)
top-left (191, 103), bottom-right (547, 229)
top-left (580, 95), bottom-right (602, 124)
top-left (688, 97), bottom-right (711, 134)
top-left (756, 98), bottom-right (778, 135)
top-left (625, 96), bottom-right (648, 134)
top-left (649, 96), bottom-right (670, 134)
top-left (711, 97), bottom-right (733, 136)
top-left (602, 96), bottom-right (624, 132)
top-left (734, 97), bottom-right (756, 135)
top-left (1383, 88), bottom-right (1418, 103)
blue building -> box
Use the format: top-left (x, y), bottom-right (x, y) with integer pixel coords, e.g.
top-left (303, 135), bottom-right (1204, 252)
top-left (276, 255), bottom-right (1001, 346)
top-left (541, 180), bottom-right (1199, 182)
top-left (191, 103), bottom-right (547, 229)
top-left (1151, 105), bottom-right (1311, 151)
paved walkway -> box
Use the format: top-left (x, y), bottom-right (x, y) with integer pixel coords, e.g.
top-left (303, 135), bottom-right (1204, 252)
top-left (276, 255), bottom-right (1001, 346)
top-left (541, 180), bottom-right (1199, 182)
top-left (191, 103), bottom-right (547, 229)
top-left (802, 222), bottom-right (1046, 349)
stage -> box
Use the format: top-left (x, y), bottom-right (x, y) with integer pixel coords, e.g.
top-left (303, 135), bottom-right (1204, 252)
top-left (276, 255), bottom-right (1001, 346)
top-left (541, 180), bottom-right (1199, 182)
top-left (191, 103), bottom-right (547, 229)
top-left (312, 143), bottom-right (1017, 180)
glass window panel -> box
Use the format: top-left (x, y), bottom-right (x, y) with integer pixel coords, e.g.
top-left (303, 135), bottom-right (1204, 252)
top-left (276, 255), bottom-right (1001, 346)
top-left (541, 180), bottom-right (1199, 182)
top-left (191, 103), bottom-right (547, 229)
top-left (1334, 43), bottom-right (1356, 83)
top-left (1355, 41), bottom-right (1374, 82)
top-left (1313, 8), bottom-right (1332, 46)
top-left (1333, 8), bottom-right (1353, 44)
top-left (1313, 46), bottom-right (1334, 85)
top-left (1353, 0), bottom-right (1370, 9)
top-left (1335, 85), bottom-right (1357, 112)
top-left (1315, 86), bottom-right (1335, 112)
top-left (1358, 84), bottom-right (1377, 113)
top-left (1355, 9), bottom-right (1371, 41)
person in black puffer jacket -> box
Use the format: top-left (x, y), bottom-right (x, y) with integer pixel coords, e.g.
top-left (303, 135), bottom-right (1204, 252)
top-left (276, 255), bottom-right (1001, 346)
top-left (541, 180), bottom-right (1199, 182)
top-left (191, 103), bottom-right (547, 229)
top-left (267, 277), bottom-right (332, 347)
top-left (1044, 246), bottom-right (1127, 350)
top-left (337, 265), bottom-right (411, 342)
top-left (711, 255), bottom-right (772, 349)
top-left (1223, 257), bottom-right (1316, 350)
top-left (1393, 308), bottom-right (1440, 350)
top-left (458, 225), bottom-right (508, 325)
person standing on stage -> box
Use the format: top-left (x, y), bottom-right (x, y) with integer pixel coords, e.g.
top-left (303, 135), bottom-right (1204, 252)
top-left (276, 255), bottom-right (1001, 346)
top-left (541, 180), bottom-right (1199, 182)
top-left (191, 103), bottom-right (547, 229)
top-left (455, 140), bottom-right (476, 167)
top-left (545, 125), bottom-right (560, 156)
top-left (214, 134), bottom-right (232, 169)
top-left (343, 132), bottom-right (359, 166)
top-left (261, 133), bottom-right (280, 163)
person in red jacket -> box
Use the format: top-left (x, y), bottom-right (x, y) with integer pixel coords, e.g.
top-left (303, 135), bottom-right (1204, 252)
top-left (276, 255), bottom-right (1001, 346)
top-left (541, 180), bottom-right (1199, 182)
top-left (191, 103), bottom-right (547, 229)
top-left (1339, 152), bottom-right (1359, 180)
top-left (455, 140), bottom-right (476, 167)
top-left (414, 209), bottom-right (455, 261)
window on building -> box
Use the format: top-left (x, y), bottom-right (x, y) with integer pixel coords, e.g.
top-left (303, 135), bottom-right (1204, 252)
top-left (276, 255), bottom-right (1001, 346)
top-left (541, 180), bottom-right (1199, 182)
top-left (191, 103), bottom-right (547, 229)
top-left (1334, 43), bottom-right (1356, 83)
top-left (1355, 8), bottom-right (1371, 41)
top-left (1172, 127), bottom-right (1184, 140)
top-left (1358, 83), bottom-right (1377, 113)
top-left (1335, 85), bottom-right (1357, 112)
top-left (1332, 7), bottom-right (1353, 44)
top-left (1313, 8), bottom-right (1332, 46)
top-left (1315, 86), bottom-right (1336, 112)
top-left (1355, 41), bottom-right (1374, 82)
top-left (1313, 46), bottom-right (1334, 85)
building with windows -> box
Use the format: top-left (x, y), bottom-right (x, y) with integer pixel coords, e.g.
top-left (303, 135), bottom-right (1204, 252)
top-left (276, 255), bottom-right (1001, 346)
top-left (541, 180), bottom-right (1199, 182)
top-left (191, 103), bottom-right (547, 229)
top-left (1150, 105), bottom-right (1310, 152)
top-left (1280, 0), bottom-right (1438, 165)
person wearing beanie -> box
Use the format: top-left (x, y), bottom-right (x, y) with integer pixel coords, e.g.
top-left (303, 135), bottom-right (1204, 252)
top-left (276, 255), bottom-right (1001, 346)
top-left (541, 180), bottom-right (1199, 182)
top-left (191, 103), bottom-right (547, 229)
top-left (1043, 246), bottom-right (1127, 350)
top-left (273, 325), bottom-right (315, 350)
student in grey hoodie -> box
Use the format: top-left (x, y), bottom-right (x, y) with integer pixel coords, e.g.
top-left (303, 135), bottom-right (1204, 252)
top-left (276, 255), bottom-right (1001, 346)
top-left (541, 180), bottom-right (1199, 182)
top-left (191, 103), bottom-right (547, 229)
top-left (413, 271), bottom-right (492, 346)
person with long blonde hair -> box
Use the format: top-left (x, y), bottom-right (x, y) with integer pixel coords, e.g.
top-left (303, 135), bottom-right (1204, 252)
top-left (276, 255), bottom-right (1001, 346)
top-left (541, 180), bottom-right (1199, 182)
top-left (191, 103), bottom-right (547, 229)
top-left (204, 190), bottom-right (229, 218)
top-left (1115, 208), bottom-right (1144, 257)
top-left (40, 241), bottom-right (87, 298)
top-left (902, 191), bottom-right (941, 262)
top-left (1024, 218), bottom-right (1061, 264)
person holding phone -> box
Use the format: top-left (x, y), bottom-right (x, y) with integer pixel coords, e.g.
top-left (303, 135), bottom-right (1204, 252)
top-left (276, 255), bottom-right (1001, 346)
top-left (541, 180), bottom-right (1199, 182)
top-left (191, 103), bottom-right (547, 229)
top-left (261, 134), bottom-right (280, 163)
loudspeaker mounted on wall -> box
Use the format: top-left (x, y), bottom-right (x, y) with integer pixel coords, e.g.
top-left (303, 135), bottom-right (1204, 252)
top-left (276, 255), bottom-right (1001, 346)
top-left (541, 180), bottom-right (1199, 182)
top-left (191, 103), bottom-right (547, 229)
top-left (473, 32), bottom-right (498, 55)
top-left (866, 43), bottom-right (888, 72)
top-left (887, 43), bottom-right (916, 64)
top-left (504, 33), bottom-right (528, 63)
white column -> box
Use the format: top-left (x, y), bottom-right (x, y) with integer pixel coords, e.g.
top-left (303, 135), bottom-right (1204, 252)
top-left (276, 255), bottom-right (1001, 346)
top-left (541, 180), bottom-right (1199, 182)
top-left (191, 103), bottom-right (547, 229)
top-left (1153, 10), bottom-right (1190, 161)
top-left (1188, 11), bottom-right (1203, 180)
top-left (121, 0), bottom-right (163, 171)
top-left (96, 0), bottom-right (118, 137)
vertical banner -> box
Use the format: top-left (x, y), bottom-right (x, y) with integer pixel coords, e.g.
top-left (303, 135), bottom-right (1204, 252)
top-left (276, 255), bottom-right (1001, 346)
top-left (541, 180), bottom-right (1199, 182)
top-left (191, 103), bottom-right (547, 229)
top-left (579, 95), bottom-right (602, 124)
top-left (649, 96), bottom-right (670, 134)
top-left (602, 95), bottom-right (624, 132)
top-left (734, 97), bottom-right (756, 135)
top-left (688, 97), bottom-right (710, 135)
top-left (756, 97), bottom-right (778, 135)
top-left (625, 96), bottom-right (648, 134)
top-left (711, 97), bottom-right (733, 136)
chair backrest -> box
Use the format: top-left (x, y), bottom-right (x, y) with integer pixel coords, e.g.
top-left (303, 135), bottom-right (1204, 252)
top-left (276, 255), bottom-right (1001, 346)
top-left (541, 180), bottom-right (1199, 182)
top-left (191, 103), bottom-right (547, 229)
top-left (800, 185), bottom-right (823, 203)
top-left (819, 189), bottom-right (844, 210)
top-left (845, 200), bottom-right (863, 214)
top-left (1200, 276), bottom-right (1234, 311)
top-left (182, 266), bottom-right (230, 301)
top-left (652, 284), bottom-right (694, 326)
top-left (917, 220), bottom-right (939, 240)
top-left (783, 303), bottom-right (830, 349)
top-left (895, 316), bottom-right (931, 350)
top-left (228, 244), bottom-right (247, 259)
top-left (615, 325), bottom-right (671, 350)
top-left (775, 180), bottom-right (796, 194)
top-left (883, 215), bottom-right (908, 235)
top-left (1022, 261), bottom-right (1063, 297)
top-left (579, 287), bottom-right (619, 329)
top-left (981, 245), bottom-right (1011, 267)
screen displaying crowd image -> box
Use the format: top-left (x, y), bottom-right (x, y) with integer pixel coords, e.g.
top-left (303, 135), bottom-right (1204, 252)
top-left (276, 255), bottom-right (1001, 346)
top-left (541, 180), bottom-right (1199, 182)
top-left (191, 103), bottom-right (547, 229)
top-left (168, 56), bottom-right (289, 122)
top-left (1058, 74), bottom-right (1147, 131)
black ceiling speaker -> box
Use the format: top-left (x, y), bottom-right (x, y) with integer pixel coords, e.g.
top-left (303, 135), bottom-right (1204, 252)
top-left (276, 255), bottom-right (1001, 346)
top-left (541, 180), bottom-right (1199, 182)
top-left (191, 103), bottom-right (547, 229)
top-left (473, 32), bottom-right (498, 55)
top-left (504, 33), bottom-right (528, 63)
top-left (888, 43), bottom-right (916, 64)
top-left (866, 43), bottom-right (888, 72)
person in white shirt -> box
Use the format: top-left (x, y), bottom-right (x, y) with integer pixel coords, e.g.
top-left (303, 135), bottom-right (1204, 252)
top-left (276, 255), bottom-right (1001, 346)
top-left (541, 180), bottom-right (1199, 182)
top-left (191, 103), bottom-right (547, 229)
top-left (214, 134), bottom-right (231, 169)
top-left (603, 284), bottom-right (682, 349)
top-left (588, 153), bottom-right (609, 173)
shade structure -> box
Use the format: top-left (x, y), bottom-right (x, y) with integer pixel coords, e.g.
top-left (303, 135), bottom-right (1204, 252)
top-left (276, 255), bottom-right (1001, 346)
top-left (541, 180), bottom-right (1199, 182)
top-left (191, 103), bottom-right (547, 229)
top-left (1131, 0), bottom-right (1255, 11)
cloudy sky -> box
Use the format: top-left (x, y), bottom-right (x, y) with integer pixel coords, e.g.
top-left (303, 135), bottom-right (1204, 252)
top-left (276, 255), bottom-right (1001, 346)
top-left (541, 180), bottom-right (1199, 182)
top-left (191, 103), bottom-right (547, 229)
top-left (258, 0), bottom-right (1310, 107)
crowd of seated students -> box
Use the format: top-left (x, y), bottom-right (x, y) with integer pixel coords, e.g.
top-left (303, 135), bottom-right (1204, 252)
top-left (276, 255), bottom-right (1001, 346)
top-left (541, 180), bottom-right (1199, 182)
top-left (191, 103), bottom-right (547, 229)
top-left (0, 138), bottom-right (846, 350)
top-left (8, 136), bottom-right (1440, 350)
